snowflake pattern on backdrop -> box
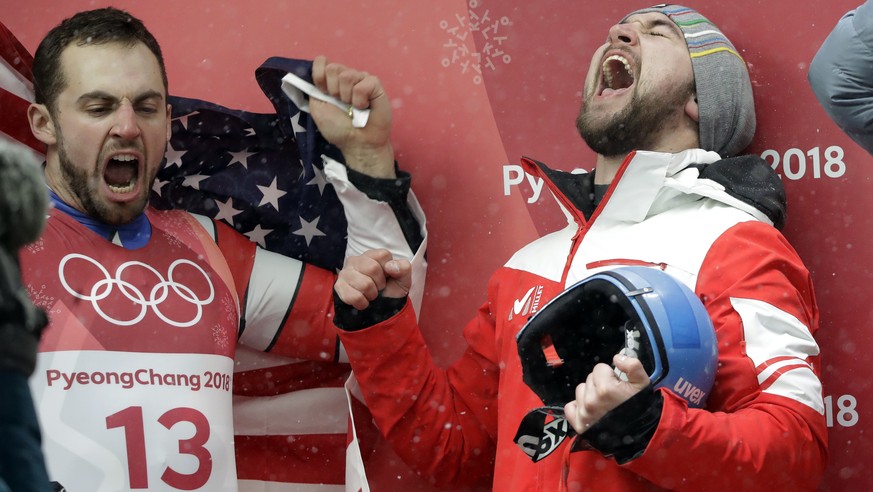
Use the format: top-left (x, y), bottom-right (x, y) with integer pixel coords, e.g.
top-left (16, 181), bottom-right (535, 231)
top-left (440, 0), bottom-right (513, 84)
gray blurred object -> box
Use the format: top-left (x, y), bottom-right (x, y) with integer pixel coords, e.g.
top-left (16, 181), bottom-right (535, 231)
top-left (808, 0), bottom-right (873, 156)
top-left (0, 138), bottom-right (49, 374)
top-left (0, 140), bottom-right (48, 252)
top-left (0, 138), bottom-right (52, 492)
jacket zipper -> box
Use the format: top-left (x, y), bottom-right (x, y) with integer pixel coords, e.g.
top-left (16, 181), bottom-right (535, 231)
top-left (520, 153), bottom-right (641, 286)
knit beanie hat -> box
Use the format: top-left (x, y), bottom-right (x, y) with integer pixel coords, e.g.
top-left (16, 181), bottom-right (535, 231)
top-left (622, 4), bottom-right (756, 157)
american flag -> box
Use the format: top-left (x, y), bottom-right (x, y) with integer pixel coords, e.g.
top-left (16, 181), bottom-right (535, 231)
top-left (2, 25), bottom-right (348, 270)
top-left (0, 20), bottom-right (42, 153)
top-left (152, 57), bottom-right (349, 272)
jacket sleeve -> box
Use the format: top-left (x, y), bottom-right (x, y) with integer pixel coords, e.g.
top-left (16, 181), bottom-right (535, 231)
top-left (324, 157), bottom-right (428, 316)
top-left (808, 0), bottom-right (873, 156)
top-left (335, 295), bottom-right (500, 488)
top-left (616, 221), bottom-right (827, 490)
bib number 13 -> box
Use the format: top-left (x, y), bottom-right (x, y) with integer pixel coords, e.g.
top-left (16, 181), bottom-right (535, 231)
top-left (106, 406), bottom-right (212, 490)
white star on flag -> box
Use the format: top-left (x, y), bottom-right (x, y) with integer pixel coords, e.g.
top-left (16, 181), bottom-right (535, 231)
top-left (257, 177), bottom-right (288, 210)
top-left (290, 112), bottom-right (306, 134)
top-left (245, 224), bottom-right (274, 248)
top-left (214, 197), bottom-right (244, 226)
top-left (173, 111), bottom-right (199, 130)
top-left (152, 178), bottom-right (169, 196)
top-left (294, 216), bottom-right (326, 246)
top-left (165, 142), bottom-right (187, 168)
top-left (182, 174), bottom-right (210, 190)
top-left (307, 165), bottom-right (328, 194)
top-left (227, 149), bottom-right (257, 169)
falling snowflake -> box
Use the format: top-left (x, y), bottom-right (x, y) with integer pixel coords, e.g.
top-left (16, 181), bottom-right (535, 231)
top-left (440, 0), bottom-right (513, 84)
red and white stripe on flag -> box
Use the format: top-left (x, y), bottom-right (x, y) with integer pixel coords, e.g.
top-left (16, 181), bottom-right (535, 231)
top-left (344, 374), bottom-right (372, 492)
top-left (233, 347), bottom-right (360, 491)
top-left (0, 21), bottom-right (43, 155)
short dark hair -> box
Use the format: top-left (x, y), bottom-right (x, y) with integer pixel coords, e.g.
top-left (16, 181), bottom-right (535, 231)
top-left (32, 7), bottom-right (168, 112)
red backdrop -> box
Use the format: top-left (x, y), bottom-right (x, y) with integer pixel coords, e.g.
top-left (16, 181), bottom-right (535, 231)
top-left (3, 1), bottom-right (867, 490)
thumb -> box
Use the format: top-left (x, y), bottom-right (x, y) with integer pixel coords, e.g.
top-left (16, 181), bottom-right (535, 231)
top-left (382, 259), bottom-right (412, 299)
top-left (614, 354), bottom-right (650, 389)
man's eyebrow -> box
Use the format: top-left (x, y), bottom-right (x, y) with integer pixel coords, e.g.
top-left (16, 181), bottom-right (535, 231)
top-left (77, 90), bottom-right (165, 104)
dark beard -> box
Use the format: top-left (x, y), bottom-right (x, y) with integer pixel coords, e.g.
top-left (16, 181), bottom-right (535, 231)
top-left (576, 81), bottom-right (694, 158)
top-left (56, 129), bottom-right (109, 221)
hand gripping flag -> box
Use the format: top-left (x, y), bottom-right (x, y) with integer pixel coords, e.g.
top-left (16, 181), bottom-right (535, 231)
top-left (151, 57), bottom-right (350, 271)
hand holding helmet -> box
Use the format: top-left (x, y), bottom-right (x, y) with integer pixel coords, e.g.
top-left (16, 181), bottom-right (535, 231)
top-left (513, 266), bottom-right (718, 462)
top-left (563, 352), bottom-right (650, 434)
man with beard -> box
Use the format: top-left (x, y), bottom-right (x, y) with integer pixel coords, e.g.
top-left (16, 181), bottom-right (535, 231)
top-left (330, 5), bottom-right (827, 492)
top-left (19, 7), bottom-right (425, 491)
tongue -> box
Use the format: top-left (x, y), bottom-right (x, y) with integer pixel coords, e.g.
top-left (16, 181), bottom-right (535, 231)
top-left (105, 160), bottom-right (136, 187)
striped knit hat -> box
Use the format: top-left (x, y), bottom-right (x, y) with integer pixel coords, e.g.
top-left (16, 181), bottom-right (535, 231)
top-left (623, 5), bottom-right (756, 157)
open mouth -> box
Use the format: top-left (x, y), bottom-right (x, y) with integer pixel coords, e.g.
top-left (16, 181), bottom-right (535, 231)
top-left (601, 54), bottom-right (635, 95)
top-left (104, 154), bottom-right (140, 194)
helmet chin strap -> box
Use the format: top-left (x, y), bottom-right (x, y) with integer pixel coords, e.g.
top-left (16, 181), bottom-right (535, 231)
top-left (513, 405), bottom-right (573, 463)
top-left (514, 319), bottom-right (643, 463)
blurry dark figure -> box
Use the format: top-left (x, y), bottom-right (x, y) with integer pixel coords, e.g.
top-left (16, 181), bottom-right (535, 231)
top-left (0, 139), bottom-right (51, 492)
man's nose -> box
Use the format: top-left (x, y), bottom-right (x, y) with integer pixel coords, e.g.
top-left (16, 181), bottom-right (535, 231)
top-left (607, 22), bottom-right (639, 46)
top-left (110, 101), bottom-right (141, 140)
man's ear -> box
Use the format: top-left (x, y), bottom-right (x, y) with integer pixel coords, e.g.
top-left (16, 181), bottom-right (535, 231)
top-left (685, 93), bottom-right (700, 123)
top-left (27, 103), bottom-right (57, 146)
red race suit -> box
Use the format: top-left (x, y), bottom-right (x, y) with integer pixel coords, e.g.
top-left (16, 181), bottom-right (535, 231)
top-left (23, 160), bottom-right (427, 492)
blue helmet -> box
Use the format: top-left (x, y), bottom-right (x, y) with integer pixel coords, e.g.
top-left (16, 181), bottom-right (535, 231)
top-left (516, 266), bottom-right (718, 409)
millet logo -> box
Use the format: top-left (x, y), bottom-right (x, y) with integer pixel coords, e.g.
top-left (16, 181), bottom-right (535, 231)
top-left (509, 285), bottom-right (543, 321)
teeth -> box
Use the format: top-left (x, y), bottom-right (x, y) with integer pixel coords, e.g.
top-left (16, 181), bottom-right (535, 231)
top-left (108, 179), bottom-right (136, 194)
top-left (603, 54), bottom-right (632, 88)
top-left (604, 54), bottom-right (631, 73)
top-left (113, 154), bottom-right (137, 162)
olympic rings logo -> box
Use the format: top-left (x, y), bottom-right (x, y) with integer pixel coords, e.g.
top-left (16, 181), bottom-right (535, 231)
top-left (58, 253), bottom-right (215, 328)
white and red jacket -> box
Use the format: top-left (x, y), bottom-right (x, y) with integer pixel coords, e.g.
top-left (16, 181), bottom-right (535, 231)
top-left (23, 159), bottom-right (426, 492)
top-left (336, 149), bottom-right (827, 491)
